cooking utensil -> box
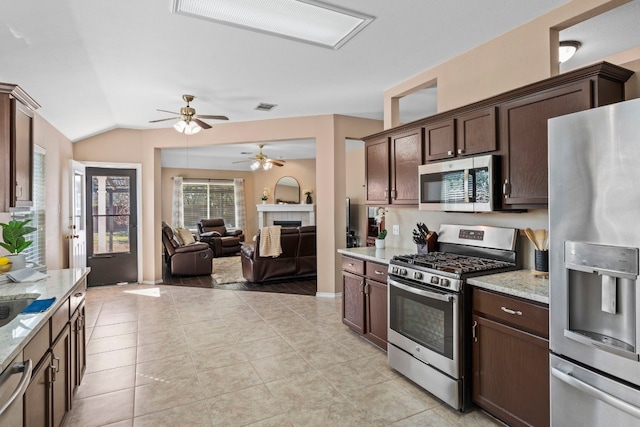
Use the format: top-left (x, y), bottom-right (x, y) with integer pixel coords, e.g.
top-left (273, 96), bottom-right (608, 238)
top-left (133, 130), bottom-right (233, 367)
top-left (525, 228), bottom-right (540, 250)
top-left (535, 229), bottom-right (547, 252)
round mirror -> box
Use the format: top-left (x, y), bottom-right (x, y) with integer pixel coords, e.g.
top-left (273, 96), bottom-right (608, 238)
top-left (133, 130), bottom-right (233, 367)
top-left (274, 176), bottom-right (300, 204)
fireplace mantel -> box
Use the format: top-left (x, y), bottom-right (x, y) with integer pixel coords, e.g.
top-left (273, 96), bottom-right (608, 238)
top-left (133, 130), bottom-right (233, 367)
top-left (256, 204), bottom-right (315, 228)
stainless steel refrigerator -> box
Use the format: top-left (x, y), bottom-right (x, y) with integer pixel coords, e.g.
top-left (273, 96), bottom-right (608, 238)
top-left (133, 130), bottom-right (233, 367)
top-left (549, 97), bottom-right (640, 425)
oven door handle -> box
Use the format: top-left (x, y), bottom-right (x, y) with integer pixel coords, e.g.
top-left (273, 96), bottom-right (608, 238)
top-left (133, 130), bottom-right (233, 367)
top-left (389, 279), bottom-right (454, 302)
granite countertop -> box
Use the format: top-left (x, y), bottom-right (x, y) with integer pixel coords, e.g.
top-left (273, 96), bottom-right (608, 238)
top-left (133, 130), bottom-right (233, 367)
top-left (0, 268), bottom-right (91, 372)
top-left (467, 270), bottom-right (549, 305)
top-left (337, 246), bottom-right (410, 264)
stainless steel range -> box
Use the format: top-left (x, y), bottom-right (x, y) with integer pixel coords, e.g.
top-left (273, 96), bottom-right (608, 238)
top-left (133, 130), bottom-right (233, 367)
top-left (387, 224), bottom-right (519, 411)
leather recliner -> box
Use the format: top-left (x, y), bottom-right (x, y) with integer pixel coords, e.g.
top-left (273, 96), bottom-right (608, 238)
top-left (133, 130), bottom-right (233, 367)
top-left (161, 222), bottom-right (213, 276)
top-left (197, 218), bottom-right (244, 257)
top-left (240, 226), bottom-right (316, 283)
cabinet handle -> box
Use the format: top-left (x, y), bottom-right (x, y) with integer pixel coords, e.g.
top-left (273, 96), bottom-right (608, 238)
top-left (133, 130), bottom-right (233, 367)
top-left (359, 281), bottom-right (364, 293)
top-left (457, 148), bottom-right (464, 154)
top-left (374, 270), bottom-right (385, 275)
top-left (500, 306), bottom-right (523, 316)
top-left (503, 179), bottom-right (511, 198)
top-left (348, 263), bottom-right (354, 267)
top-left (472, 320), bottom-right (478, 342)
top-left (16, 184), bottom-right (22, 198)
top-left (74, 292), bottom-right (84, 298)
top-left (50, 363), bottom-right (57, 383)
top-left (447, 150), bottom-right (453, 156)
top-left (364, 283), bottom-right (370, 294)
top-left (384, 189), bottom-right (389, 198)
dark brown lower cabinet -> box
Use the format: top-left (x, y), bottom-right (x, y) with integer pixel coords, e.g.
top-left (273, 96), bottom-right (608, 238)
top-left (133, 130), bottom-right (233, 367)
top-left (24, 352), bottom-right (51, 427)
top-left (472, 288), bottom-right (549, 427)
top-left (70, 302), bottom-right (86, 398)
top-left (51, 325), bottom-right (70, 427)
top-left (341, 256), bottom-right (388, 350)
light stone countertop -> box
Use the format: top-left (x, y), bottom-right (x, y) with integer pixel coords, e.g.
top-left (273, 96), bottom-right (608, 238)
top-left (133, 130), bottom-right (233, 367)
top-left (467, 269), bottom-right (549, 305)
top-left (0, 268), bottom-right (91, 372)
top-left (338, 247), bottom-right (549, 305)
top-left (337, 246), bottom-right (411, 265)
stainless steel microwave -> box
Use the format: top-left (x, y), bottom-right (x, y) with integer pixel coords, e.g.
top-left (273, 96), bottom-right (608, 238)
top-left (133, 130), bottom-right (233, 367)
top-left (419, 155), bottom-right (497, 212)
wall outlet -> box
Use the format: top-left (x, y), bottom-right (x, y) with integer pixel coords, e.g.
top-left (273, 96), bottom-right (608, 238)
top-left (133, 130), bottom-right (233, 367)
top-left (392, 225), bottom-right (400, 235)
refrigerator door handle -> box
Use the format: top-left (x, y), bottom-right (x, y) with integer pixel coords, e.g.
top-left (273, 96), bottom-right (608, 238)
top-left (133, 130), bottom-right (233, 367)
top-left (552, 367), bottom-right (640, 420)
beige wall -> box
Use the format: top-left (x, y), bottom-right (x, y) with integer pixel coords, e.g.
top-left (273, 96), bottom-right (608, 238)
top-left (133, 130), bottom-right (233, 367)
top-left (74, 115), bottom-right (382, 293)
top-left (160, 158), bottom-right (316, 240)
top-left (0, 115), bottom-right (74, 270)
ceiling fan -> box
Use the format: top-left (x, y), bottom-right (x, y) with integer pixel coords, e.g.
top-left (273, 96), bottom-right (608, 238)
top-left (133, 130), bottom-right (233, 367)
top-left (149, 94), bottom-right (229, 134)
top-left (233, 144), bottom-right (286, 170)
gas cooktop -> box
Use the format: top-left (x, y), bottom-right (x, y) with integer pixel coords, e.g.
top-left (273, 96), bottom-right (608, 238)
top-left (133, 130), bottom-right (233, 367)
top-left (392, 252), bottom-right (515, 276)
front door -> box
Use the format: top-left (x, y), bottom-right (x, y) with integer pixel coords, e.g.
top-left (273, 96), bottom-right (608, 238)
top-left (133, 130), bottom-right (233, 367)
top-left (86, 168), bottom-right (138, 286)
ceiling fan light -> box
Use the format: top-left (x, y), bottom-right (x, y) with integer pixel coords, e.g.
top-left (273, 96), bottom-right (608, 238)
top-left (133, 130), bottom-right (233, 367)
top-left (250, 161), bottom-right (260, 170)
top-left (173, 120), bottom-right (187, 132)
top-left (263, 161), bottom-right (273, 171)
top-left (183, 121), bottom-right (202, 135)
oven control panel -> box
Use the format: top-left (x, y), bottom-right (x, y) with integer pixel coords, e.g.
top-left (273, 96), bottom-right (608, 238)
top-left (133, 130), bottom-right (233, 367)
top-left (388, 265), bottom-right (461, 292)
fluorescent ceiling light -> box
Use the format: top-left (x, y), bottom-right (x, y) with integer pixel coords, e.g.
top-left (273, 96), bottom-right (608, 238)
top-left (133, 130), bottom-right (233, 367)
top-left (172, 0), bottom-right (374, 50)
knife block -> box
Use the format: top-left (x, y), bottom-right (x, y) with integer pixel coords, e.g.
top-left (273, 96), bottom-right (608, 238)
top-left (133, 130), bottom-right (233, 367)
top-left (417, 232), bottom-right (438, 254)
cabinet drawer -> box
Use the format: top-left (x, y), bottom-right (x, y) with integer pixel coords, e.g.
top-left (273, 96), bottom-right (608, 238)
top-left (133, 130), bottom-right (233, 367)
top-left (51, 298), bottom-right (70, 340)
top-left (365, 261), bottom-right (388, 283)
top-left (70, 279), bottom-right (86, 315)
top-left (342, 256), bottom-right (364, 275)
top-left (473, 288), bottom-right (549, 338)
top-left (24, 321), bottom-right (50, 368)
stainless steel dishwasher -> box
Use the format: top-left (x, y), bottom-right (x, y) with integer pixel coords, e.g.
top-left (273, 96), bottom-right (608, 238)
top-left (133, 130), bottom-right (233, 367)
top-left (0, 355), bottom-right (33, 427)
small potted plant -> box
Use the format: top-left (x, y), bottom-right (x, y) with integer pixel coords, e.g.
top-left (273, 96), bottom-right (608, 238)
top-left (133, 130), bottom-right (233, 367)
top-left (0, 218), bottom-right (36, 270)
top-left (375, 229), bottom-right (387, 249)
top-left (261, 188), bottom-right (269, 204)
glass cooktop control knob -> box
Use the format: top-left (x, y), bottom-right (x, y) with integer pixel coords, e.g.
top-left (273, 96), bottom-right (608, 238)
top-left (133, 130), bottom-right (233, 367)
top-left (400, 268), bottom-right (408, 276)
top-left (413, 271), bottom-right (423, 280)
top-left (430, 276), bottom-right (440, 285)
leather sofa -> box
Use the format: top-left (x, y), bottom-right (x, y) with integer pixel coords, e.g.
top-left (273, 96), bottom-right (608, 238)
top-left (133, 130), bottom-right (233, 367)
top-left (161, 222), bottom-right (213, 276)
top-left (197, 218), bottom-right (244, 257)
top-left (240, 226), bottom-right (316, 283)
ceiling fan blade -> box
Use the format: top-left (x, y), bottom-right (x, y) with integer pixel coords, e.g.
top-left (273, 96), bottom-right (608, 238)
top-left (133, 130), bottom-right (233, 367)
top-left (232, 159), bottom-right (253, 164)
top-left (193, 118), bottom-right (212, 129)
top-left (157, 109), bottom-right (180, 115)
top-left (149, 117), bottom-right (180, 123)
top-left (195, 114), bottom-right (229, 121)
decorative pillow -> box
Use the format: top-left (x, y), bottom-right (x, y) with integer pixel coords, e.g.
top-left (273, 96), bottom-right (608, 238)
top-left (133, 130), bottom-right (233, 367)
top-left (176, 228), bottom-right (195, 245)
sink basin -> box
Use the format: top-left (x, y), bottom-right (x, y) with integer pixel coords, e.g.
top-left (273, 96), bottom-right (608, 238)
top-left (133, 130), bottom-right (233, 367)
top-left (0, 294), bottom-right (40, 327)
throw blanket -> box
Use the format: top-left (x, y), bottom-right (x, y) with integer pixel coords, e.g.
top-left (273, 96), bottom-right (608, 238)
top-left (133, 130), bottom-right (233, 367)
top-left (259, 226), bottom-right (282, 257)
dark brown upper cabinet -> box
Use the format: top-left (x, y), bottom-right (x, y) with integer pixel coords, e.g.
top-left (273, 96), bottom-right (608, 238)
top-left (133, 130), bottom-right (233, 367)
top-left (0, 83), bottom-right (39, 211)
top-left (364, 137), bottom-right (390, 205)
top-left (456, 106), bottom-right (498, 157)
top-left (390, 128), bottom-right (422, 205)
top-left (424, 118), bottom-right (456, 162)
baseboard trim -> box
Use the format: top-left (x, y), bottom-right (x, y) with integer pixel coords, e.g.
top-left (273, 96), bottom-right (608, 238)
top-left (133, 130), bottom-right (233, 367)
top-left (316, 292), bottom-right (341, 298)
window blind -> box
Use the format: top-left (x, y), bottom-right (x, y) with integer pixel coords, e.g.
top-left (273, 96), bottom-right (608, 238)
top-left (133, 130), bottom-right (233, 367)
top-left (182, 179), bottom-right (236, 230)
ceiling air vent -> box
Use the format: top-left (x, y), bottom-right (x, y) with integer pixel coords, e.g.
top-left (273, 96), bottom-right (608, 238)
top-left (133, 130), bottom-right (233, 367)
top-left (255, 103), bottom-right (277, 112)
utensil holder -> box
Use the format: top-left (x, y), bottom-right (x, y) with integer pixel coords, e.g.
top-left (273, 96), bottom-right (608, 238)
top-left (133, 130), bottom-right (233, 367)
top-left (534, 250), bottom-right (548, 273)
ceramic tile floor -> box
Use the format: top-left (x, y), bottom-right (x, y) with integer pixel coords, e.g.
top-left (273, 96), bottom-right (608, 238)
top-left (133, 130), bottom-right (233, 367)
top-left (65, 283), bottom-right (504, 427)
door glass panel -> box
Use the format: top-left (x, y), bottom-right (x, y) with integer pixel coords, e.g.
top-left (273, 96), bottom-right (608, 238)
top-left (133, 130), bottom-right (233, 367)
top-left (91, 175), bottom-right (131, 255)
top-left (74, 172), bottom-right (85, 231)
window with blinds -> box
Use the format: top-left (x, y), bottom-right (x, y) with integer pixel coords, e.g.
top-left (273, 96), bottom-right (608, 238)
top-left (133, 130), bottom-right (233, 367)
top-left (183, 180), bottom-right (236, 230)
top-left (15, 145), bottom-right (46, 266)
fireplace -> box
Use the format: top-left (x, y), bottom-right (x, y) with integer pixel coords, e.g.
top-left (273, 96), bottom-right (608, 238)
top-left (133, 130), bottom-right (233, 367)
top-left (256, 204), bottom-right (315, 228)
top-left (273, 220), bottom-right (302, 227)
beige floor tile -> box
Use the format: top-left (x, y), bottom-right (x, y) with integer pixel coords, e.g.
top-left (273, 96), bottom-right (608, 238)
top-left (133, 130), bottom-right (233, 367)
top-left (191, 345), bottom-right (250, 372)
top-left (76, 365), bottom-right (136, 399)
top-left (265, 370), bottom-right (342, 412)
top-left (186, 329), bottom-right (239, 353)
top-left (244, 414), bottom-right (293, 427)
top-left (95, 312), bottom-right (139, 326)
top-left (391, 409), bottom-right (454, 426)
top-left (432, 405), bottom-right (504, 426)
top-left (136, 327), bottom-right (186, 346)
top-left (319, 355), bottom-right (394, 393)
top-left (85, 347), bottom-right (137, 374)
top-left (65, 388), bottom-right (135, 427)
top-left (277, 328), bottom-right (336, 351)
top-left (231, 335), bottom-right (294, 360)
top-left (134, 375), bottom-right (205, 417)
top-left (136, 336), bottom-right (189, 364)
top-left (348, 379), bottom-right (430, 425)
top-left (251, 351), bottom-right (315, 383)
top-left (197, 361), bottom-right (264, 398)
top-left (87, 332), bottom-right (138, 355)
top-left (297, 340), bottom-right (359, 368)
top-left (284, 400), bottom-right (369, 427)
top-left (91, 321), bottom-right (138, 339)
top-left (101, 420), bottom-right (133, 427)
top-left (133, 400), bottom-right (213, 427)
top-left (206, 384), bottom-right (284, 426)
top-left (135, 353), bottom-right (198, 386)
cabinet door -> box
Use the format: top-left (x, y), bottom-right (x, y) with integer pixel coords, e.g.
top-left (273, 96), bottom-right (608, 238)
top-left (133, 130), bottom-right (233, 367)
top-left (51, 324), bottom-right (70, 427)
top-left (342, 271), bottom-right (365, 334)
top-left (472, 314), bottom-right (549, 427)
top-left (24, 353), bottom-right (51, 427)
top-left (70, 302), bottom-right (86, 398)
top-left (12, 100), bottom-right (33, 207)
top-left (390, 129), bottom-right (422, 205)
top-left (456, 106), bottom-right (497, 156)
top-left (424, 118), bottom-right (455, 162)
top-left (364, 137), bottom-right (390, 204)
top-left (365, 279), bottom-right (387, 349)
top-left (500, 80), bottom-right (592, 208)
